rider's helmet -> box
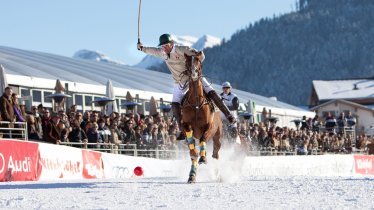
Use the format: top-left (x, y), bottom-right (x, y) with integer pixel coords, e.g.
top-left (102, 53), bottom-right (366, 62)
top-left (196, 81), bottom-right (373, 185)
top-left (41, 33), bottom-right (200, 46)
top-left (222, 81), bottom-right (232, 88)
top-left (158, 34), bottom-right (173, 46)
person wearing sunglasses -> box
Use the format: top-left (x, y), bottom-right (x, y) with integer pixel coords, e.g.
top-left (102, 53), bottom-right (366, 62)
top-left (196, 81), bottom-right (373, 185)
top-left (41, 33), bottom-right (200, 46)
top-left (137, 34), bottom-right (235, 140)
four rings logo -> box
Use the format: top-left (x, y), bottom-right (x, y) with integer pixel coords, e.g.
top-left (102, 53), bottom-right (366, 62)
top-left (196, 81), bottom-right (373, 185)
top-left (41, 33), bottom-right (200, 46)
top-left (0, 153), bottom-right (4, 174)
top-left (112, 166), bottom-right (130, 178)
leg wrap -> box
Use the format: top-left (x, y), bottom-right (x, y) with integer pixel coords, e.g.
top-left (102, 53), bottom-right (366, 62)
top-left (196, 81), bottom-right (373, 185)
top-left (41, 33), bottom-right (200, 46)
top-left (199, 141), bottom-right (207, 157)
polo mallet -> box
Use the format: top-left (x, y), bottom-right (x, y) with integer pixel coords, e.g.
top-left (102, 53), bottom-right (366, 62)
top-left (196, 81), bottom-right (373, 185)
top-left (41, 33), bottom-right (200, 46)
top-left (137, 0), bottom-right (142, 44)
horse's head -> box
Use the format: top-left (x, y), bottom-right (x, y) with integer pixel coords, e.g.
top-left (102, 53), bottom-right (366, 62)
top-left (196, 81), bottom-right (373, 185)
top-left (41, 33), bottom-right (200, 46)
top-left (185, 52), bottom-right (203, 81)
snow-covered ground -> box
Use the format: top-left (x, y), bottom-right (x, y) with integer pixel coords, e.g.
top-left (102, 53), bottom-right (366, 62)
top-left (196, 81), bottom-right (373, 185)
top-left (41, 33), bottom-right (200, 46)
top-left (0, 145), bottom-right (373, 210)
top-left (0, 176), bottom-right (373, 210)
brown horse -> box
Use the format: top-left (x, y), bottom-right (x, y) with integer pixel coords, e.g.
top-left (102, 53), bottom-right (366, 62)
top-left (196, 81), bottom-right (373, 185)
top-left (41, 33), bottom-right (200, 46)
top-left (181, 52), bottom-right (223, 183)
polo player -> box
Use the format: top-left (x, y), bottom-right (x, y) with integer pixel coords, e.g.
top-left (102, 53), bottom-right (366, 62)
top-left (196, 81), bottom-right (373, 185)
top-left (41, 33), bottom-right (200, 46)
top-left (137, 34), bottom-right (235, 140)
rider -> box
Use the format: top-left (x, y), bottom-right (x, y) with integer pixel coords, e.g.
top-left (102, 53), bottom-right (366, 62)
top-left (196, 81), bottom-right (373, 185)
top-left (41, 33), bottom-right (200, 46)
top-left (137, 34), bottom-right (235, 140)
top-left (220, 81), bottom-right (239, 138)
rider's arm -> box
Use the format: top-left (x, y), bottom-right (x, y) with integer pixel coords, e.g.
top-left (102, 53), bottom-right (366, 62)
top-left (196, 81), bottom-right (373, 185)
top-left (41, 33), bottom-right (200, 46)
top-left (141, 47), bottom-right (165, 59)
top-left (229, 97), bottom-right (240, 111)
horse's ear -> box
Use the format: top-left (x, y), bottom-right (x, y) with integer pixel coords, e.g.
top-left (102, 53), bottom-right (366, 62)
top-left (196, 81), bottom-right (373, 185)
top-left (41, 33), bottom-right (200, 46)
top-left (196, 51), bottom-right (203, 60)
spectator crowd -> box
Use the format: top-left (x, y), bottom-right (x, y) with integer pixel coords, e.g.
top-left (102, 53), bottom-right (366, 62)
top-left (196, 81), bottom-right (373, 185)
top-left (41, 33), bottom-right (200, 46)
top-left (1, 86), bottom-right (373, 157)
top-left (237, 112), bottom-right (374, 155)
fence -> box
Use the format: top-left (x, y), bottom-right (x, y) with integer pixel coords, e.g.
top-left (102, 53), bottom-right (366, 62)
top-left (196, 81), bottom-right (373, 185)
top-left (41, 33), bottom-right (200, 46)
top-left (0, 121), bottom-right (28, 140)
top-left (58, 142), bottom-right (190, 160)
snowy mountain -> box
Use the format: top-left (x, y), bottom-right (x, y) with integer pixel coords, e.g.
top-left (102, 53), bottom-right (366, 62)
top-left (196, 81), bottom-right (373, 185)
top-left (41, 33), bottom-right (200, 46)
top-left (73, 49), bottom-right (124, 65)
top-left (134, 34), bottom-right (221, 69)
top-left (192, 35), bottom-right (222, 51)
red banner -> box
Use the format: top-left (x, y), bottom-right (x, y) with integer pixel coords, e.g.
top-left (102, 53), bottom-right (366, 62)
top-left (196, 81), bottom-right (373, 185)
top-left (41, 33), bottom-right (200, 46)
top-left (354, 155), bottom-right (374, 175)
top-left (82, 150), bottom-right (104, 179)
top-left (0, 140), bottom-right (41, 182)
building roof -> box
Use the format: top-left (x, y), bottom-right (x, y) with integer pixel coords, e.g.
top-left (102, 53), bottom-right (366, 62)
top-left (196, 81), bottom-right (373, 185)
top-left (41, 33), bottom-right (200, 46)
top-left (313, 79), bottom-right (374, 101)
top-left (0, 45), bottom-right (306, 111)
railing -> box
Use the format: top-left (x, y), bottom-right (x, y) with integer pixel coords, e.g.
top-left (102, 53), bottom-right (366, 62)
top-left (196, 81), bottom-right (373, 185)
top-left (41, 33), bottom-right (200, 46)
top-left (58, 142), bottom-right (190, 160)
top-left (0, 121), bottom-right (28, 141)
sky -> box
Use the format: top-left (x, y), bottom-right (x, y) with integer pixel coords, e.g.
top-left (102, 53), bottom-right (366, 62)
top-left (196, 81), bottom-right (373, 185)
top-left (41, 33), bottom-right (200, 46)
top-left (0, 0), bottom-right (296, 65)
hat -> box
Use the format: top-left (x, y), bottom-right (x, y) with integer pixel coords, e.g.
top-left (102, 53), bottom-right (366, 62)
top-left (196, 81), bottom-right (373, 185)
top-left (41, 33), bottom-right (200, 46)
top-left (158, 34), bottom-right (173, 46)
top-left (222, 81), bottom-right (232, 88)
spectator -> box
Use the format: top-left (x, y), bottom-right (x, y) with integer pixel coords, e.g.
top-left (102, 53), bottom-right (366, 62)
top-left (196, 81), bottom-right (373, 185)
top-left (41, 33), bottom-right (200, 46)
top-left (312, 114), bottom-right (321, 132)
top-left (345, 111), bottom-right (356, 127)
top-left (68, 119), bottom-right (88, 148)
top-left (44, 113), bottom-right (61, 144)
top-left (12, 93), bottom-right (25, 123)
top-left (109, 121), bottom-right (122, 154)
top-left (300, 116), bottom-right (309, 131)
top-left (336, 112), bottom-right (346, 134)
top-left (0, 86), bottom-right (15, 138)
top-left (26, 115), bottom-right (41, 140)
top-left (60, 128), bottom-right (69, 143)
top-left (31, 105), bottom-right (43, 139)
top-left (80, 110), bottom-right (91, 130)
top-left (58, 110), bottom-right (70, 131)
top-left (41, 109), bottom-right (51, 141)
top-left (325, 112), bottom-right (337, 134)
top-left (86, 122), bottom-right (102, 149)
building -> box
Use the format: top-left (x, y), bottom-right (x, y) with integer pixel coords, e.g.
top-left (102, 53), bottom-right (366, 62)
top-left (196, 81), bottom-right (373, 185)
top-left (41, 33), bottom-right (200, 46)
top-left (310, 79), bottom-right (374, 107)
top-left (0, 46), bottom-right (314, 128)
top-left (310, 99), bottom-right (374, 134)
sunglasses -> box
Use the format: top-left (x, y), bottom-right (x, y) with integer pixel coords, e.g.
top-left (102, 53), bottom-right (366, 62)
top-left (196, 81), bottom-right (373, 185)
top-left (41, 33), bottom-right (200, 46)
top-left (161, 43), bottom-right (171, 48)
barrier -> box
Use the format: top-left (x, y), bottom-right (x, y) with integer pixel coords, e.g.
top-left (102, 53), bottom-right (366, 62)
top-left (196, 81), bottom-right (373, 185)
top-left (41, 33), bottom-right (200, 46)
top-left (0, 139), bottom-right (373, 182)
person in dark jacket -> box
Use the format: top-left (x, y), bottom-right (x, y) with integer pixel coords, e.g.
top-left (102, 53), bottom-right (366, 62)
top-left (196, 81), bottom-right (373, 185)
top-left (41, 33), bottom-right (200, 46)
top-left (0, 86), bottom-right (15, 138)
top-left (68, 119), bottom-right (88, 148)
top-left (44, 113), bottom-right (61, 144)
top-left (86, 122), bottom-right (102, 149)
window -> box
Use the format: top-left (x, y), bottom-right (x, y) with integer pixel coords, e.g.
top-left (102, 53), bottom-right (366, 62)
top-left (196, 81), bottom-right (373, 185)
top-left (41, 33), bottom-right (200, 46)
top-left (21, 89), bottom-right (30, 97)
top-left (85, 95), bottom-right (93, 106)
top-left (44, 91), bottom-right (53, 103)
top-left (75, 94), bottom-right (83, 106)
top-left (32, 90), bottom-right (42, 102)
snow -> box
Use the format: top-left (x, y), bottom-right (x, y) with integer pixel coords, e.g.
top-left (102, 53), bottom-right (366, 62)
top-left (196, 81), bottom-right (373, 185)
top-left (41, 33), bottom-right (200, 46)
top-left (0, 176), bottom-right (373, 209)
top-left (313, 79), bottom-right (374, 101)
top-left (73, 49), bottom-right (125, 65)
top-left (0, 146), bottom-right (373, 210)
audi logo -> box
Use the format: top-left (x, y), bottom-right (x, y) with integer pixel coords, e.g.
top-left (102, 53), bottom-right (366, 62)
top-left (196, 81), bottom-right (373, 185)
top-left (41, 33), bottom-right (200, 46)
top-left (111, 166), bottom-right (130, 179)
top-left (0, 153), bottom-right (4, 174)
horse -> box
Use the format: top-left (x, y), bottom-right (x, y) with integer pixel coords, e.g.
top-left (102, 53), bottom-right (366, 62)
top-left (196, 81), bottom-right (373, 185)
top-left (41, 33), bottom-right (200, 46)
top-left (181, 52), bottom-right (223, 183)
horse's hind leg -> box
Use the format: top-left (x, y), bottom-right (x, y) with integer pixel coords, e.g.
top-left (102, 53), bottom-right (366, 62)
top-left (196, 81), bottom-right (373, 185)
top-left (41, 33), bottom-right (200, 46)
top-left (212, 132), bottom-right (221, 159)
top-left (185, 130), bottom-right (198, 183)
top-left (198, 140), bottom-right (207, 164)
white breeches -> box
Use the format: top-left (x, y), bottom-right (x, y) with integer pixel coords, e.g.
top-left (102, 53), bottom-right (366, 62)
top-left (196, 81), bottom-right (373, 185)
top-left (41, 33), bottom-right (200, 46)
top-left (172, 77), bottom-right (214, 103)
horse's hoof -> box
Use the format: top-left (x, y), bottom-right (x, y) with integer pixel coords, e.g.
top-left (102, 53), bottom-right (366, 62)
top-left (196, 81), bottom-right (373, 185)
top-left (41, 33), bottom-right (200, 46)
top-left (187, 176), bottom-right (196, 184)
top-left (212, 153), bottom-right (219, 159)
top-left (198, 156), bottom-right (207, 165)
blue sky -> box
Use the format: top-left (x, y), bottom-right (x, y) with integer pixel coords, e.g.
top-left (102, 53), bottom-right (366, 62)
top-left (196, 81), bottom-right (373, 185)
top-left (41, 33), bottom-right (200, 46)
top-left (0, 0), bottom-right (296, 65)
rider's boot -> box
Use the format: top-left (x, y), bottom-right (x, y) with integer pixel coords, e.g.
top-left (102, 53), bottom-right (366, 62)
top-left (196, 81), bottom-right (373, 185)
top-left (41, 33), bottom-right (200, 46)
top-left (171, 102), bottom-right (186, 140)
top-left (207, 90), bottom-right (236, 124)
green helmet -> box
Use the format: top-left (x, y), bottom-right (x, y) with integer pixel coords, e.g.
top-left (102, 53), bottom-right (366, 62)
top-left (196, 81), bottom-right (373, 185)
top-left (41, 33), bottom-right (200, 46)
top-left (158, 34), bottom-right (173, 46)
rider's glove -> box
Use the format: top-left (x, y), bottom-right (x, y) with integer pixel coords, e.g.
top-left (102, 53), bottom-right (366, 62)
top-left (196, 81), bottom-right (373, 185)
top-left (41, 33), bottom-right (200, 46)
top-left (137, 42), bottom-right (143, 51)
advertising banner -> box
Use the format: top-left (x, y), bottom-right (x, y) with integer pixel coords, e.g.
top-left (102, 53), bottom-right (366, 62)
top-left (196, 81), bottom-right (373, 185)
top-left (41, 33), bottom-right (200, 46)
top-left (0, 140), bottom-right (41, 182)
top-left (354, 155), bottom-right (374, 175)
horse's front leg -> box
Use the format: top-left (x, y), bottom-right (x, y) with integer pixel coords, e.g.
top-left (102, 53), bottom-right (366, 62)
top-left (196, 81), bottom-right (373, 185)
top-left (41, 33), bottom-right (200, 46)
top-left (184, 125), bottom-right (198, 183)
top-left (198, 137), bottom-right (207, 165)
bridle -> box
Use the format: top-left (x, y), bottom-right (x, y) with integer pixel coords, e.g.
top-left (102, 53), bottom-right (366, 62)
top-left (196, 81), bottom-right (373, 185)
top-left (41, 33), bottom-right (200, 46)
top-left (181, 55), bottom-right (208, 111)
